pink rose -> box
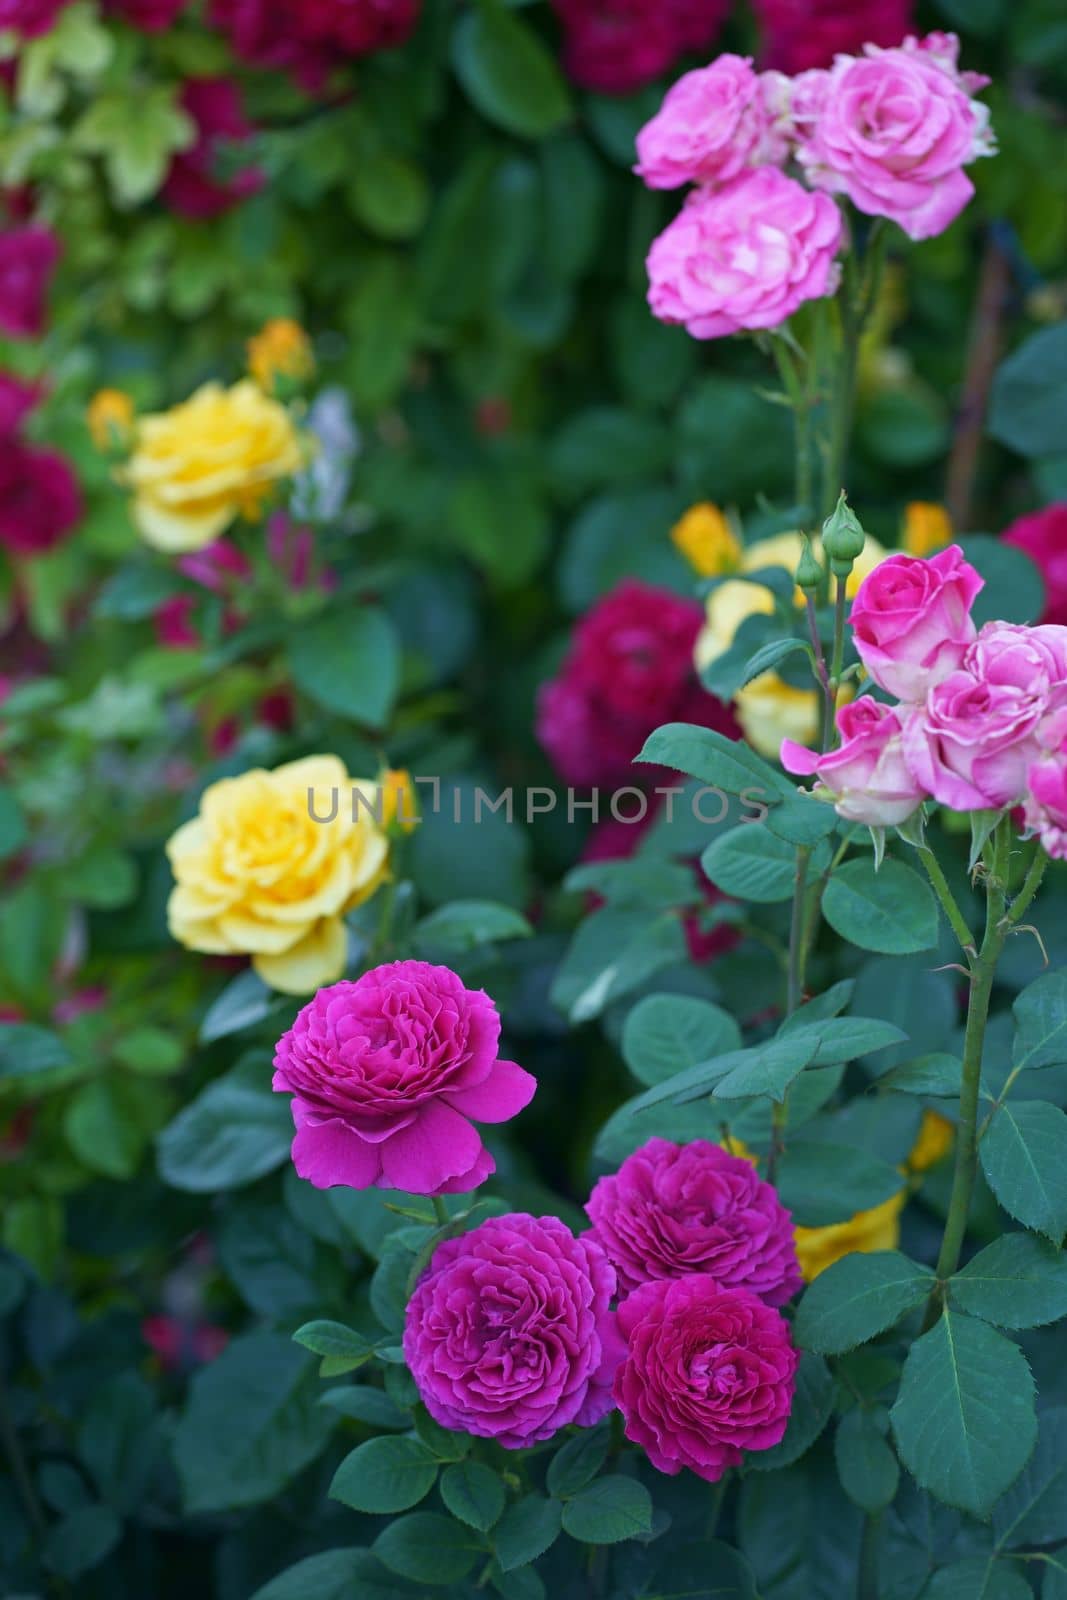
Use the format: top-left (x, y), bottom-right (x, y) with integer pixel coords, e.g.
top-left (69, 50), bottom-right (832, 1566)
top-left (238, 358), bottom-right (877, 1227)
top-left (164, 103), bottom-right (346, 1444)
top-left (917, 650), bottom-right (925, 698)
top-left (849, 545), bottom-right (984, 703)
top-left (404, 1214), bottom-right (622, 1447)
top-left (1004, 504), bottom-right (1067, 628)
top-left (103, 0), bottom-right (185, 27)
top-left (794, 33), bottom-right (993, 241)
top-left (635, 55), bottom-right (789, 191)
top-left (615, 1277), bottom-right (798, 1482)
top-left (585, 1138), bottom-right (801, 1304)
top-left (902, 623), bottom-right (1064, 811)
top-left (0, 225), bottom-right (61, 339)
top-left (1024, 713), bottom-right (1067, 860)
top-left (754, 0), bottom-right (913, 73)
top-left (272, 961), bottom-right (536, 1195)
top-left (0, 374), bottom-right (40, 437)
top-left (782, 696), bottom-right (926, 826)
top-left (647, 168), bottom-right (843, 341)
top-left (0, 0), bottom-right (66, 35)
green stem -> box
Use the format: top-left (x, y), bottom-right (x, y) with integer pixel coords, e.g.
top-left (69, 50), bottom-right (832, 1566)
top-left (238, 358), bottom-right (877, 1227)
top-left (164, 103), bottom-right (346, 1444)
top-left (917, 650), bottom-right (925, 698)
top-left (1006, 845), bottom-right (1048, 930)
top-left (770, 844), bottom-right (812, 1182)
top-left (821, 574), bottom-right (850, 750)
top-left (772, 337), bottom-right (815, 523)
top-left (917, 847), bottom-right (975, 954)
top-left (804, 594), bottom-right (835, 749)
top-left (432, 1196), bottom-right (450, 1228)
top-left (857, 1512), bottom-right (882, 1600)
top-left (707, 1474), bottom-right (729, 1540)
top-left (922, 821), bottom-right (1012, 1328)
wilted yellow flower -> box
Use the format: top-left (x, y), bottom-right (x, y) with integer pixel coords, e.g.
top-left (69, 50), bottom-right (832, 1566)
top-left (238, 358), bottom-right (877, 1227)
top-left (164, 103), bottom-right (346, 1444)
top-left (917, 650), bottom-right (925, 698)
top-left (123, 380), bottom-right (304, 553)
top-left (719, 1134), bottom-right (758, 1165)
top-left (87, 388), bottom-right (134, 451)
top-left (671, 503), bottom-right (742, 578)
top-left (907, 1109), bottom-right (955, 1173)
top-left (247, 318), bottom-right (314, 393)
top-left (903, 502), bottom-right (952, 558)
top-left (695, 531), bottom-right (889, 759)
top-left (794, 1189), bottom-right (906, 1282)
top-left (166, 756), bottom-right (388, 995)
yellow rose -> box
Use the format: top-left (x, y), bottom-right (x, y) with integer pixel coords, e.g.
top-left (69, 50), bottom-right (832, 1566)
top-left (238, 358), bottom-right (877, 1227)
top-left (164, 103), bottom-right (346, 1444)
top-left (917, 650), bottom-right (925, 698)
top-left (123, 381), bottom-right (305, 553)
top-left (907, 1109), bottom-right (955, 1173)
top-left (166, 755), bottom-right (388, 995)
top-left (695, 531), bottom-right (889, 759)
top-left (87, 388), bottom-right (134, 451)
top-left (903, 502), bottom-right (952, 558)
top-left (247, 318), bottom-right (314, 393)
top-left (671, 503), bottom-right (742, 578)
top-left (794, 1189), bottom-right (906, 1282)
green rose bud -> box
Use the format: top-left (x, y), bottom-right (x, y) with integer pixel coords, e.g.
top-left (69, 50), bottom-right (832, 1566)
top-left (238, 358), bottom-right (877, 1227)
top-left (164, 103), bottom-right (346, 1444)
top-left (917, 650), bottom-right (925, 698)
top-left (795, 535), bottom-right (823, 594)
top-left (822, 492), bottom-right (866, 577)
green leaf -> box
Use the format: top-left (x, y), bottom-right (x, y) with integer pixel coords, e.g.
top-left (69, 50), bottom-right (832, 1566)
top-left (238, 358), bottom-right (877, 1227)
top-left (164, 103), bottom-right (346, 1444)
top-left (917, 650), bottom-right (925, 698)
top-left (546, 1424), bottom-right (610, 1498)
top-left (636, 723), bottom-right (789, 805)
top-left (638, 1539), bottom-right (758, 1600)
top-left (413, 900), bottom-right (533, 955)
top-left (1013, 971), bottom-right (1067, 1072)
top-left (200, 968), bottom-right (278, 1043)
top-left (890, 1308), bottom-right (1037, 1516)
top-left (250, 1550), bottom-right (400, 1600)
top-left (621, 994), bottom-right (741, 1087)
top-left (350, 152), bottom-right (429, 241)
top-left (776, 1141), bottom-right (905, 1227)
top-left (440, 1460), bottom-right (507, 1532)
top-left (550, 907), bottom-right (687, 1023)
top-left (293, 1321), bottom-right (375, 1370)
top-left (174, 1333), bottom-right (335, 1513)
top-left (822, 858), bottom-right (938, 955)
top-left (64, 1077), bottom-right (155, 1179)
top-left (413, 1405), bottom-right (471, 1462)
top-left (374, 1512), bottom-right (482, 1584)
top-left (794, 1251), bottom-right (934, 1354)
top-left (74, 84), bottom-right (194, 204)
top-left (318, 1385), bottom-right (409, 1429)
top-left (77, 1374), bottom-right (161, 1515)
top-left (156, 1060), bottom-right (292, 1193)
top-left (748, 1351), bottom-right (835, 1472)
top-left (781, 1016), bottom-right (909, 1066)
top-left (493, 1494), bottom-right (562, 1572)
top-left (712, 1033), bottom-right (820, 1103)
top-left (879, 1053), bottom-right (962, 1096)
top-left (923, 1558), bottom-right (1031, 1600)
top-left (950, 1233), bottom-right (1067, 1329)
top-left (43, 1504), bottom-right (122, 1582)
top-left (993, 1406), bottom-right (1067, 1550)
top-left (834, 1406), bottom-right (899, 1513)
top-left (702, 824), bottom-right (808, 903)
top-left (0, 1022), bottom-right (73, 1078)
top-left (989, 322), bottom-right (1067, 459)
top-left (0, 787), bottom-right (27, 860)
top-left (559, 1476), bottom-right (653, 1544)
top-left (113, 1027), bottom-right (183, 1076)
top-left (329, 1435), bottom-right (439, 1514)
top-left (980, 1101), bottom-right (1067, 1241)
top-left (451, 4), bottom-right (572, 140)
top-left (289, 607), bottom-right (400, 729)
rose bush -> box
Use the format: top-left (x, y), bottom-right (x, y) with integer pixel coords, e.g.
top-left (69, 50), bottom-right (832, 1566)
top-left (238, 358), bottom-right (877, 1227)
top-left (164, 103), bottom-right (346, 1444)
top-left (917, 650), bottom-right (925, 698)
top-left (1, 3), bottom-right (1067, 1599)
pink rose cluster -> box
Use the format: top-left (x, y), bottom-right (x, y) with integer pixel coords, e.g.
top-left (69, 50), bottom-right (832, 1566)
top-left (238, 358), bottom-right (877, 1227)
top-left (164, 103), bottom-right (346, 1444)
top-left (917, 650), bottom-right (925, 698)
top-left (640, 36), bottom-right (992, 340)
top-left (536, 578), bottom-right (737, 789)
top-left (781, 544), bottom-right (1067, 860)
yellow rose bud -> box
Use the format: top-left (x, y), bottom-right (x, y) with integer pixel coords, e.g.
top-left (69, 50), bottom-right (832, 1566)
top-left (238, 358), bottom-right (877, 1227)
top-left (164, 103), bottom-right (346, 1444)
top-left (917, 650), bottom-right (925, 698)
top-left (907, 1109), bottom-right (955, 1173)
top-left (794, 1189), bottom-right (906, 1282)
top-left (87, 388), bottom-right (134, 452)
top-left (165, 755), bottom-right (388, 995)
top-left (122, 381), bottom-right (305, 553)
top-left (380, 768), bottom-right (418, 834)
top-left (670, 503), bottom-right (742, 578)
top-left (903, 502), bottom-right (952, 558)
top-left (247, 318), bottom-right (314, 393)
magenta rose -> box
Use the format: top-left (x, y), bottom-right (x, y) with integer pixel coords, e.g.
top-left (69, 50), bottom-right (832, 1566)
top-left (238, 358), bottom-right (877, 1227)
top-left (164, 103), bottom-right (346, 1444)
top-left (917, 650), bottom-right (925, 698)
top-left (793, 33), bottom-right (993, 242)
top-left (782, 696), bottom-right (927, 826)
top-left (211, 0), bottom-right (419, 85)
top-left (1004, 505), bottom-right (1067, 628)
top-left (647, 169), bottom-right (843, 341)
top-left (0, 441), bottom-right (82, 556)
top-left (615, 1277), bottom-right (798, 1482)
top-left (0, 226), bottom-right (61, 340)
top-left (162, 79), bottom-right (264, 221)
top-left (537, 578), bottom-right (736, 789)
top-left (635, 55), bottom-right (789, 191)
top-left (551, 0), bottom-right (729, 96)
top-left (849, 545), bottom-right (983, 703)
top-left (586, 1138), bottom-right (801, 1305)
top-left (272, 961), bottom-right (536, 1196)
top-left (0, 0), bottom-right (66, 35)
top-left (0, 374), bottom-right (40, 438)
top-left (103, 0), bottom-right (185, 27)
top-left (902, 623), bottom-right (1066, 811)
top-left (403, 1213), bottom-right (623, 1448)
top-left (754, 0), bottom-right (913, 73)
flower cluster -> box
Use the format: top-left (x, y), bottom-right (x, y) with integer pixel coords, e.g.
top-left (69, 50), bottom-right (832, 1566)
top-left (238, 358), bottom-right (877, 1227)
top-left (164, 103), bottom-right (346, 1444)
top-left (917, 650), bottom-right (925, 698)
top-left (782, 544), bottom-right (1067, 857)
top-left (753, 0), bottom-right (913, 74)
top-left (640, 36), bottom-right (992, 340)
top-left (537, 577), bottom-right (736, 789)
top-left (0, 224), bottom-right (61, 340)
top-left (210, 0), bottom-right (420, 88)
top-left (162, 78), bottom-right (263, 221)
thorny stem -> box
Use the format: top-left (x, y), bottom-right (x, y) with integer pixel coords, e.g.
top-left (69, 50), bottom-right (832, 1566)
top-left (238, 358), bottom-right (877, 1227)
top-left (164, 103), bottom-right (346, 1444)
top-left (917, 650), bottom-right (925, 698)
top-left (917, 847), bottom-right (976, 955)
